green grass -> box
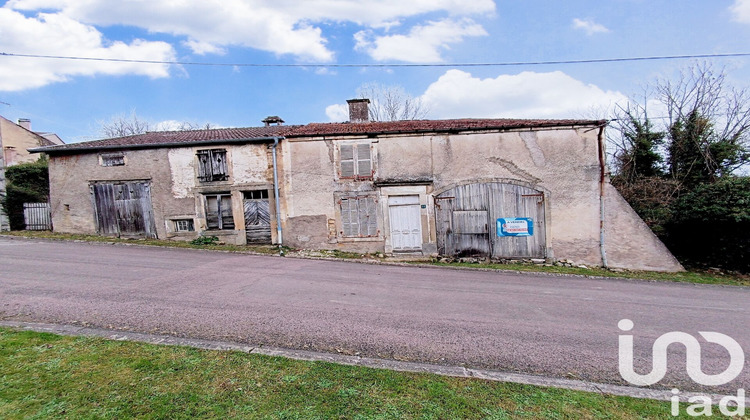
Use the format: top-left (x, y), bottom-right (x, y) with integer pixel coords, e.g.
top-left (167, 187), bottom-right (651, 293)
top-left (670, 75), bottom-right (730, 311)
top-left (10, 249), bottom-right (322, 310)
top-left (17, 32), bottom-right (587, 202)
top-left (425, 261), bottom-right (750, 287)
top-left (0, 328), bottom-right (695, 419)
top-left (3, 230), bottom-right (748, 287)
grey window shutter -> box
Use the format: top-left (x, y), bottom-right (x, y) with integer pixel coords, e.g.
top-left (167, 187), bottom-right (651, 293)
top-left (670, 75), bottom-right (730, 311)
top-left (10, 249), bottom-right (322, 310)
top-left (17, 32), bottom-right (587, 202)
top-left (340, 144), bottom-right (355, 178)
top-left (356, 144), bottom-right (372, 178)
top-left (366, 197), bottom-right (378, 236)
top-left (341, 198), bottom-right (355, 237)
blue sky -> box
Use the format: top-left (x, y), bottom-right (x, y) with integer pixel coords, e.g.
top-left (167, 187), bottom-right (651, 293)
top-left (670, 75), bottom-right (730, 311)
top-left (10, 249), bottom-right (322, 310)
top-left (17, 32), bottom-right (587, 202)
top-left (1, 0), bottom-right (750, 143)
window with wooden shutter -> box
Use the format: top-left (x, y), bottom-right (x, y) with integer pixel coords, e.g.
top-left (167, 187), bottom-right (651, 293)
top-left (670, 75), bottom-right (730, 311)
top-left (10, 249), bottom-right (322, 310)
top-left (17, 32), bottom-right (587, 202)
top-left (205, 193), bottom-right (234, 230)
top-left (197, 149), bottom-right (228, 182)
top-left (339, 143), bottom-right (372, 180)
top-left (340, 195), bottom-right (378, 237)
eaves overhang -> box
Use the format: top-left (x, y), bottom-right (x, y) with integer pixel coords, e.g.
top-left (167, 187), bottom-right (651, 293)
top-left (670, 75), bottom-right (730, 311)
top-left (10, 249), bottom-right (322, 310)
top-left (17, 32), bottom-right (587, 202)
top-left (28, 136), bottom-right (284, 155)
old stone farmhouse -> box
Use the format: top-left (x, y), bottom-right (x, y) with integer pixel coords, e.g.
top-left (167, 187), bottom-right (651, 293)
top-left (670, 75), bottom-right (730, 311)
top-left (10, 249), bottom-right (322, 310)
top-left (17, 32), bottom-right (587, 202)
top-left (31, 99), bottom-right (682, 272)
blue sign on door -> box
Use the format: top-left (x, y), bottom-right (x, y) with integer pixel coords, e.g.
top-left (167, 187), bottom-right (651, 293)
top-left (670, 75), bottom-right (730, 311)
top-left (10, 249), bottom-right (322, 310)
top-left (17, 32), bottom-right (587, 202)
top-left (497, 218), bottom-right (534, 237)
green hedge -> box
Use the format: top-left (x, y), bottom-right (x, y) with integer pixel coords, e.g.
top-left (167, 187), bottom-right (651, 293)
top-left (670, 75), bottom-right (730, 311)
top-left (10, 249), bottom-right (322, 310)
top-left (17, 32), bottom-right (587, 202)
top-left (664, 177), bottom-right (750, 272)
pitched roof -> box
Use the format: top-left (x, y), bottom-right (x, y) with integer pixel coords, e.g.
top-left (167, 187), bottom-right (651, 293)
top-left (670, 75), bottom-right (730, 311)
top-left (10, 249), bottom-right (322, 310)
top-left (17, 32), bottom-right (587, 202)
top-left (285, 118), bottom-right (605, 137)
top-left (31, 125), bottom-right (295, 153)
top-left (31, 118), bottom-right (605, 154)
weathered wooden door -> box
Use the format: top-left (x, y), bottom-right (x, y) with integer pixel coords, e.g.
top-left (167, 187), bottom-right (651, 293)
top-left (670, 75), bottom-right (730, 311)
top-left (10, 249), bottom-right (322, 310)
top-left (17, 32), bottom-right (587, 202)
top-left (243, 190), bottom-right (271, 244)
top-left (92, 181), bottom-right (156, 238)
top-left (388, 195), bottom-right (422, 252)
top-left (435, 182), bottom-right (546, 258)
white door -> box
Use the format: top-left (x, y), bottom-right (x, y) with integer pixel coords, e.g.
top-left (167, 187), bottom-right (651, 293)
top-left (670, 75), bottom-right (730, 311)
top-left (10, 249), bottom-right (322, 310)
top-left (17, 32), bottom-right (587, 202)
top-left (388, 195), bottom-right (422, 251)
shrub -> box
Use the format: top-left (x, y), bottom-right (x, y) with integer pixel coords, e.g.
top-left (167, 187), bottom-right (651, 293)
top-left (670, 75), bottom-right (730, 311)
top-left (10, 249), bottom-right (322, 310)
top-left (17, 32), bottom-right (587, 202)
top-left (190, 235), bottom-right (219, 246)
top-left (1, 160), bottom-right (49, 230)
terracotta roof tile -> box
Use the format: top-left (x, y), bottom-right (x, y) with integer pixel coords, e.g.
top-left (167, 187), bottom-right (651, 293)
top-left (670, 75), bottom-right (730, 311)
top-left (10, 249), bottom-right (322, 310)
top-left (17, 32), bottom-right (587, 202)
top-left (33, 125), bottom-right (295, 152)
top-left (33, 118), bottom-right (605, 154)
top-left (285, 119), bottom-right (605, 137)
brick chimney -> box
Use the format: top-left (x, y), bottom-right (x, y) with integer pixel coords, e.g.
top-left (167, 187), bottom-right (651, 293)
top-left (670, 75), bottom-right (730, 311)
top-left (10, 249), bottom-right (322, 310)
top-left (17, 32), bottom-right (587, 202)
top-left (347, 99), bottom-right (370, 123)
top-left (262, 116), bottom-right (284, 127)
top-left (17, 118), bottom-right (31, 130)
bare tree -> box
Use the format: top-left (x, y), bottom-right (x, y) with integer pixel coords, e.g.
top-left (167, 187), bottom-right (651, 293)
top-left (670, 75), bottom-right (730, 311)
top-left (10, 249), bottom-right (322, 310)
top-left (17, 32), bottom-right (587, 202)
top-left (97, 111), bottom-right (214, 138)
top-left (97, 110), bottom-right (151, 138)
top-left (655, 62), bottom-right (750, 182)
top-left (357, 83), bottom-right (429, 121)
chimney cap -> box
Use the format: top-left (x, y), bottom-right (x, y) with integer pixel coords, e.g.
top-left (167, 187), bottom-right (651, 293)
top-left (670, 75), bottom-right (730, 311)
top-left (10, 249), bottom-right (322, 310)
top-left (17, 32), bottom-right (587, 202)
top-left (262, 116), bottom-right (285, 126)
top-left (346, 98), bottom-right (370, 104)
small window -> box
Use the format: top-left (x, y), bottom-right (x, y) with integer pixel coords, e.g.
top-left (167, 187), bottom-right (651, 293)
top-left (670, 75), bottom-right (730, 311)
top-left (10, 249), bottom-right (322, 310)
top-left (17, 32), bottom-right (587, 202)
top-left (197, 149), bottom-right (228, 182)
top-left (340, 143), bottom-right (372, 180)
top-left (244, 190), bottom-right (269, 200)
top-left (100, 152), bottom-right (125, 167)
top-left (205, 193), bottom-right (234, 230)
top-left (340, 195), bottom-right (378, 237)
top-left (173, 219), bottom-right (194, 232)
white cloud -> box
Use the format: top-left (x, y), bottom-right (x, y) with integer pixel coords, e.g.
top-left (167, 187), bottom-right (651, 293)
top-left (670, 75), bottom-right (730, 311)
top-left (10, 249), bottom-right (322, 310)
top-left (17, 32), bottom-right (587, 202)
top-left (730, 0), bottom-right (750, 23)
top-left (182, 40), bottom-right (226, 56)
top-left (0, 9), bottom-right (175, 91)
top-left (572, 18), bottom-right (610, 35)
top-left (325, 103), bottom-right (349, 122)
top-left (419, 69), bottom-right (627, 119)
top-left (6, 0), bottom-right (495, 62)
top-left (355, 18), bottom-right (487, 62)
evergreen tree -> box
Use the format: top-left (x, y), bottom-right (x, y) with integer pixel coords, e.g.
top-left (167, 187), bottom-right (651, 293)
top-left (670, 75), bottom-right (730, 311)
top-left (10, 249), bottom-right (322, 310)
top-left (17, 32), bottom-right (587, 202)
top-left (615, 113), bottom-right (665, 183)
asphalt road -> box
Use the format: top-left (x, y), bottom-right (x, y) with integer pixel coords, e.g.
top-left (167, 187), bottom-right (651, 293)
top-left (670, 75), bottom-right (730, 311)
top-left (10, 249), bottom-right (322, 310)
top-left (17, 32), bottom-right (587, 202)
top-left (1, 236), bottom-right (748, 393)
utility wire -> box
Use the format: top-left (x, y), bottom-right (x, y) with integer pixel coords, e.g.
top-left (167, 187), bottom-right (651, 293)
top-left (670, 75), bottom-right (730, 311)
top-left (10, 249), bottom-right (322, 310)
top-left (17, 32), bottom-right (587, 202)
top-left (1, 52), bottom-right (750, 68)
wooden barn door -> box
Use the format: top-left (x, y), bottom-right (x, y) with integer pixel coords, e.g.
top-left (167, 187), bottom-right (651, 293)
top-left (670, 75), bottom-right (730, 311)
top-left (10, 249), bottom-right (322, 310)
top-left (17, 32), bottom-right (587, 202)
top-left (488, 184), bottom-right (546, 259)
top-left (435, 182), bottom-right (545, 258)
top-left (92, 181), bottom-right (157, 238)
top-left (243, 190), bottom-right (271, 244)
top-left (435, 183), bottom-right (491, 257)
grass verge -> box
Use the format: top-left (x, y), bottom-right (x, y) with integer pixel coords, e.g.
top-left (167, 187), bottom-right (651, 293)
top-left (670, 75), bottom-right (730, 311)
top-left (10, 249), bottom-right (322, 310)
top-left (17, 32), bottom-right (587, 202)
top-left (2, 230), bottom-right (748, 287)
top-left (425, 261), bottom-right (750, 287)
top-left (0, 230), bottom-right (284, 255)
top-left (0, 327), bottom-right (690, 419)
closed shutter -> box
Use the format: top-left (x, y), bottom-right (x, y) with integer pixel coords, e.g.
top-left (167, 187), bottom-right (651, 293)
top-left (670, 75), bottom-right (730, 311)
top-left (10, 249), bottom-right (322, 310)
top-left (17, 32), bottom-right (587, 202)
top-left (197, 149), bottom-right (228, 182)
top-left (341, 198), bottom-right (356, 236)
top-left (340, 196), bottom-right (378, 237)
top-left (357, 144), bottom-right (372, 178)
top-left (211, 150), bottom-right (228, 181)
top-left (340, 144), bottom-right (355, 178)
top-left (362, 197), bottom-right (378, 236)
top-left (197, 150), bottom-right (211, 181)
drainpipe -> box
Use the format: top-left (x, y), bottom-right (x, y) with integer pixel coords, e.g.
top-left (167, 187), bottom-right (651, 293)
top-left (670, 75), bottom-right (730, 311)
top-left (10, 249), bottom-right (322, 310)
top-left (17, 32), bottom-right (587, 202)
top-left (271, 137), bottom-right (283, 250)
top-left (597, 124), bottom-right (608, 268)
